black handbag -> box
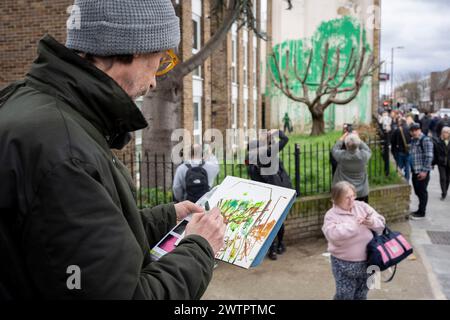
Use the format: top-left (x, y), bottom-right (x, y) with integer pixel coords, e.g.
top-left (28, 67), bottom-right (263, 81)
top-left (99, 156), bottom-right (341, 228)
top-left (367, 227), bottom-right (413, 282)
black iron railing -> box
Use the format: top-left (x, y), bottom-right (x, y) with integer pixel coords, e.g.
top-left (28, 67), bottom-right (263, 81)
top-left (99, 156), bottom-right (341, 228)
top-left (120, 139), bottom-right (394, 208)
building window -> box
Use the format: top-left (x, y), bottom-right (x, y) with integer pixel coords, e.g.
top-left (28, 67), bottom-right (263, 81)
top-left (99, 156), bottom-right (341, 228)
top-left (253, 37), bottom-right (257, 88)
top-left (243, 43), bottom-right (248, 86)
top-left (232, 100), bottom-right (238, 130)
top-left (192, 0), bottom-right (203, 143)
top-left (192, 15), bottom-right (202, 78)
top-left (243, 30), bottom-right (249, 87)
top-left (134, 97), bottom-right (144, 187)
top-left (232, 100), bottom-right (238, 146)
top-left (193, 19), bottom-right (199, 50)
top-left (253, 101), bottom-right (258, 129)
top-left (134, 97), bottom-right (143, 156)
top-left (193, 99), bottom-right (202, 144)
top-left (252, 35), bottom-right (258, 130)
top-left (261, 0), bottom-right (267, 33)
top-left (244, 99), bottom-right (248, 130)
top-left (231, 23), bottom-right (238, 84)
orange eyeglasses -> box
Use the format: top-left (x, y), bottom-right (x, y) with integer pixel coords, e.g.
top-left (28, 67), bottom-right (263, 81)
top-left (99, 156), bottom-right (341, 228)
top-left (156, 49), bottom-right (180, 77)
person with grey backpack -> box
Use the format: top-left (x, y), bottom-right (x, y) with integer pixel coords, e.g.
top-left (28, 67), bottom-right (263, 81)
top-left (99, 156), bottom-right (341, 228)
top-left (173, 144), bottom-right (219, 203)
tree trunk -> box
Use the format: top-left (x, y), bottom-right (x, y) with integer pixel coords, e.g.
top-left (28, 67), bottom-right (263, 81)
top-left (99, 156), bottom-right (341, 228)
top-left (135, 0), bottom-right (243, 191)
top-left (141, 83), bottom-right (182, 189)
top-left (310, 111), bottom-right (325, 136)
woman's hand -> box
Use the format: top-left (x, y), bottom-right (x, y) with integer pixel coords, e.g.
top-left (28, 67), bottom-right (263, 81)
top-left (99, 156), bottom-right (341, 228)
top-left (358, 212), bottom-right (374, 227)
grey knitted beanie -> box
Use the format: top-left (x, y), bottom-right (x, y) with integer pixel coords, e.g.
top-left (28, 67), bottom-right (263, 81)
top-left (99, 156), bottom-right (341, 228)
top-left (66, 0), bottom-right (180, 56)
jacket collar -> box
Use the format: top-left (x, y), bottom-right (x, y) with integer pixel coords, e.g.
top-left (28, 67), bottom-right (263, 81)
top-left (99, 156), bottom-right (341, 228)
top-left (25, 35), bottom-right (148, 149)
top-left (332, 204), bottom-right (355, 216)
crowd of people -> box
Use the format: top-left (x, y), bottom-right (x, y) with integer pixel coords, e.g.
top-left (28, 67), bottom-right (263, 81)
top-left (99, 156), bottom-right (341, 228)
top-left (320, 106), bottom-right (450, 299)
top-left (378, 108), bottom-right (450, 212)
top-left (171, 108), bottom-right (450, 300)
top-left (0, 0), bottom-right (446, 300)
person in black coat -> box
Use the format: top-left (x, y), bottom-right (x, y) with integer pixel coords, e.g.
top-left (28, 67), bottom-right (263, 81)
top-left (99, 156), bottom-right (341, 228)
top-left (436, 115), bottom-right (450, 138)
top-left (420, 112), bottom-right (431, 136)
top-left (429, 114), bottom-right (440, 138)
top-left (247, 130), bottom-right (293, 260)
top-left (391, 118), bottom-right (412, 181)
top-left (433, 126), bottom-right (450, 200)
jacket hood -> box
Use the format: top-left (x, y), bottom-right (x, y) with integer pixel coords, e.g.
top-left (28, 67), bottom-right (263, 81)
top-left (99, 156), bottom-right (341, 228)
top-left (26, 35), bottom-right (148, 148)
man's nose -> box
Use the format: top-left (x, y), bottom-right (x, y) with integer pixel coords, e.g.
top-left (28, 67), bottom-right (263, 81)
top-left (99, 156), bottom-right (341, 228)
top-left (149, 77), bottom-right (157, 90)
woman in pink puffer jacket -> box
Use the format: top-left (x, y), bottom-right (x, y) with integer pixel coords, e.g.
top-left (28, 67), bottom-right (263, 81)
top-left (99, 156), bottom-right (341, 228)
top-left (322, 181), bottom-right (386, 300)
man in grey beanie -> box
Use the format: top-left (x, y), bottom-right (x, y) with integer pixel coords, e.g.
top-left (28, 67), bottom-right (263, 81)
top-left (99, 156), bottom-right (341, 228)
top-left (0, 0), bottom-right (225, 299)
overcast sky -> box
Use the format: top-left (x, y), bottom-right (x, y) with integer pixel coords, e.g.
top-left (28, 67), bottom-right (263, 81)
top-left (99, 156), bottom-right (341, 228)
top-left (381, 0), bottom-right (450, 90)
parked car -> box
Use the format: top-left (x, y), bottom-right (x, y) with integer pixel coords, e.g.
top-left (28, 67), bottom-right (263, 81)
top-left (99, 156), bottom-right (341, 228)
top-left (438, 108), bottom-right (450, 118)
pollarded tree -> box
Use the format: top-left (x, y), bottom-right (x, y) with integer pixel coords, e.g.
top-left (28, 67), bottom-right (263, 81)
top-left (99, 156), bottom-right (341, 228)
top-left (268, 17), bottom-right (380, 136)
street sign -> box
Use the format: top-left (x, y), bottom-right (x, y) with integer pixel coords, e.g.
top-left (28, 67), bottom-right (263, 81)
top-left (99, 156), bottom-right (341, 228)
top-left (379, 73), bottom-right (390, 81)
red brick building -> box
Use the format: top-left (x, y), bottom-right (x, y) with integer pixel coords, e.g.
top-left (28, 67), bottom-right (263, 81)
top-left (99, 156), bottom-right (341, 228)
top-left (1, 0), bottom-right (265, 166)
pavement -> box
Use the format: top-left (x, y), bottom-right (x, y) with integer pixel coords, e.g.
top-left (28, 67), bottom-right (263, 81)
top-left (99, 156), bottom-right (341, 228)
top-left (202, 167), bottom-right (450, 300)
top-left (408, 167), bottom-right (450, 300)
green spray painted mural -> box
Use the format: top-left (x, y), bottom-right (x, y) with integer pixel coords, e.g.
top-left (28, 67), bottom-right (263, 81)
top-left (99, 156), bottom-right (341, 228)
top-left (267, 16), bottom-right (376, 135)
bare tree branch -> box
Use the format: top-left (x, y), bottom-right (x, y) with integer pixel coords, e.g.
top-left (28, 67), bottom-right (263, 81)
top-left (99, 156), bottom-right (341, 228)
top-left (269, 51), bottom-right (310, 105)
top-left (172, 0), bottom-right (266, 81)
top-left (270, 41), bottom-right (378, 135)
top-left (317, 42), bottom-right (330, 95)
top-left (171, 0), bottom-right (239, 80)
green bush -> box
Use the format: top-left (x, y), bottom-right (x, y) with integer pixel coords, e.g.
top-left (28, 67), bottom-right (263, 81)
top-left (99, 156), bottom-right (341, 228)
top-left (136, 187), bottom-right (173, 208)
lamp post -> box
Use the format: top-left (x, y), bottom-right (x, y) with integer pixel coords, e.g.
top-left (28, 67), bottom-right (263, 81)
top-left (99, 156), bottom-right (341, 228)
top-left (391, 46), bottom-right (405, 107)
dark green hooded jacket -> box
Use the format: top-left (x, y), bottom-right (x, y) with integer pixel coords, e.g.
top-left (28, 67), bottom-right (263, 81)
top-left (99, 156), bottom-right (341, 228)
top-left (0, 35), bottom-right (214, 300)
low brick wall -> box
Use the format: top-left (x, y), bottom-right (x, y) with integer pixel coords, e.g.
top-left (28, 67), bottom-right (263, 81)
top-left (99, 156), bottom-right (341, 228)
top-left (284, 183), bottom-right (411, 244)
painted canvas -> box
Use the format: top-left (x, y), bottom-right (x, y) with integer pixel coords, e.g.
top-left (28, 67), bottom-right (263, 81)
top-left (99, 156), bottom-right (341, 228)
top-left (207, 176), bottom-right (296, 268)
top-left (150, 176), bottom-right (296, 269)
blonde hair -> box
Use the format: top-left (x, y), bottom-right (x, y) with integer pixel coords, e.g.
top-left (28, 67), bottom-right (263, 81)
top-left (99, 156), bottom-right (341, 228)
top-left (331, 181), bottom-right (356, 204)
top-left (441, 127), bottom-right (450, 140)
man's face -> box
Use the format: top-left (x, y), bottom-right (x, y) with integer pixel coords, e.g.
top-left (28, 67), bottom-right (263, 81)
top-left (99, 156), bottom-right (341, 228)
top-left (410, 129), bottom-right (421, 139)
top-left (110, 52), bottom-right (165, 100)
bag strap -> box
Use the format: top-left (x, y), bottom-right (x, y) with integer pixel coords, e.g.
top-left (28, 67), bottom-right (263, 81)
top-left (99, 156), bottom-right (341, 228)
top-left (383, 265), bottom-right (397, 283)
top-left (419, 135), bottom-right (427, 153)
top-left (399, 127), bottom-right (409, 151)
top-left (185, 160), bottom-right (204, 170)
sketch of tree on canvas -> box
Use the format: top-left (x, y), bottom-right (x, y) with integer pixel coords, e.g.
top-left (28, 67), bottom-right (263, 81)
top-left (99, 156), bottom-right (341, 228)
top-left (207, 177), bottom-right (296, 269)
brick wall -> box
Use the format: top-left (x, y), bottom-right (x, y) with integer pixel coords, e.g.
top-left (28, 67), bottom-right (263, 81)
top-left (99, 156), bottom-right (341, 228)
top-left (284, 183), bottom-right (411, 244)
top-left (263, 0), bottom-right (273, 130)
top-left (180, 0), bottom-right (194, 134)
top-left (210, 1), bottom-right (262, 138)
top-left (179, 0), bottom-right (214, 139)
top-left (210, 13), bottom-right (232, 136)
top-left (0, 0), bottom-right (72, 86)
top-left (0, 0), bottom-right (141, 167)
top-left (1, 0), bottom-right (263, 162)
